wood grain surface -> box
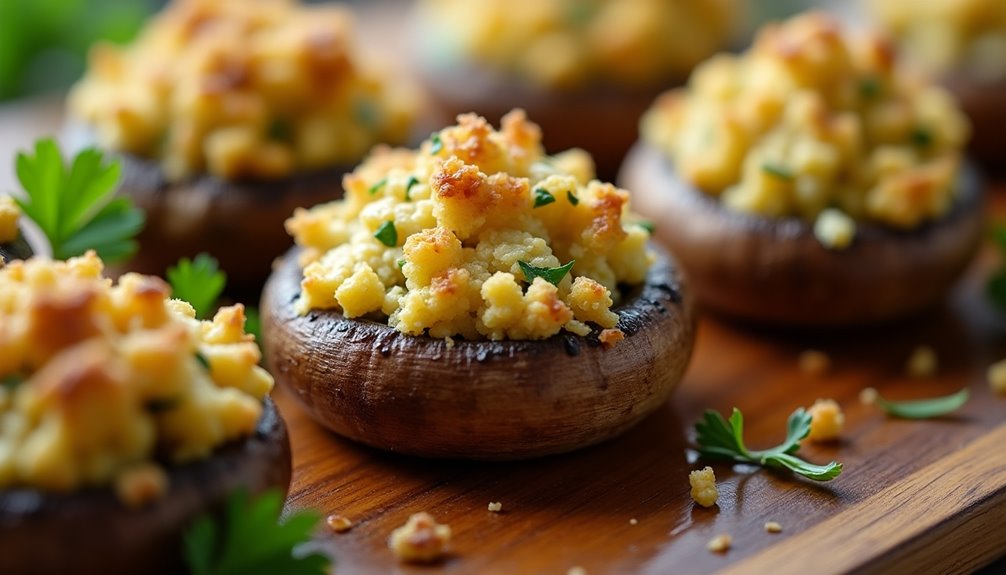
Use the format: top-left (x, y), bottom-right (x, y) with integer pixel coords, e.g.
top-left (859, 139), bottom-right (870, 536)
top-left (274, 190), bottom-right (1006, 575)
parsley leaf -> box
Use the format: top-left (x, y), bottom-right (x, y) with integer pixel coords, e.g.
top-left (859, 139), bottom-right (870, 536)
top-left (533, 187), bottom-right (556, 208)
top-left (404, 176), bottom-right (419, 201)
top-left (183, 489), bottom-right (330, 575)
top-left (859, 76), bottom-right (881, 99)
top-left (430, 133), bottom-right (443, 155)
top-left (14, 139), bottom-right (144, 262)
top-left (567, 191), bottom-right (579, 206)
top-left (695, 408), bottom-right (843, 482)
top-left (367, 177), bottom-right (387, 196)
top-left (518, 260), bottom-right (575, 287)
top-left (637, 221), bottom-right (655, 234)
top-left (863, 388), bottom-right (969, 419)
top-left (374, 221), bottom-right (397, 247)
top-left (911, 126), bottom-right (933, 148)
top-left (244, 306), bottom-right (262, 342)
top-left (167, 253), bottom-right (227, 319)
top-left (761, 162), bottom-right (795, 181)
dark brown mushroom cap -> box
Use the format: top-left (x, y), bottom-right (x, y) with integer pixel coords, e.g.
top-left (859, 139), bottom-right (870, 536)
top-left (619, 142), bottom-right (984, 327)
top-left (261, 246), bottom-right (695, 460)
top-left (0, 232), bottom-right (33, 263)
top-left (64, 123), bottom-right (347, 291)
top-left (943, 74), bottom-right (1006, 171)
top-left (0, 397), bottom-right (291, 575)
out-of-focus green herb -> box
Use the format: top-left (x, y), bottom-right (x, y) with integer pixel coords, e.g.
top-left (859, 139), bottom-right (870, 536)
top-left (761, 162), bottom-right (795, 181)
top-left (911, 126), bottom-right (933, 148)
top-left (368, 178), bottom-right (387, 196)
top-left (638, 221), bottom-right (655, 235)
top-left (167, 253), bottom-right (226, 319)
top-left (567, 191), bottom-right (579, 206)
top-left (861, 387), bottom-right (969, 419)
top-left (987, 225), bottom-right (1006, 311)
top-left (430, 133), bottom-right (443, 155)
top-left (404, 176), bottom-right (419, 201)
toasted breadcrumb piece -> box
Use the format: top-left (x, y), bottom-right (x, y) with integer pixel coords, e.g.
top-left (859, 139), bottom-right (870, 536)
top-left (689, 466), bottom-right (718, 507)
top-left (487, 501), bottom-right (502, 512)
top-left (798, 350), bottom-right (831, 376)
top-left (988, 359), bottom-right (1006, 395)
top-left (326, 514), bottom-right (353, 533)
top-left (599, 328), bottom-right (625, 348)
top-left (707, 534), bottom-right (732, 553)
top-left (115, 463), bottom-right (168, 508)
top-left (906, 345), bottom-right (938, 377)
top-left (860, 387), bottom-right (879, 405)
top-left (764, 521), bottom-right (783, 533)
top-left (806, 398), bottom-right (844, 442)
top-left (389, 512), bottom-right (451, 563)
top-left (629, 518), bottom-right (638, 525)
top-left (567, 567), bottom-right (587, 575)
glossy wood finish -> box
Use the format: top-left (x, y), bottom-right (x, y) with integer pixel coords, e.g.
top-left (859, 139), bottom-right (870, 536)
top-left (620, 142), bottom-right (984, 327)
top-left (276, 191), bottom-right (1006, 574)
top-left (262, 246), bottom-right (695, 459)
top-left (0, 398), bottom-right (291, 575)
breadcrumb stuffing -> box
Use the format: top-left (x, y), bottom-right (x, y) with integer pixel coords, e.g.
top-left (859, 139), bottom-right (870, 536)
top-left (798, 350), bottom-right (831, 376)
top-left (906, 345), bottom-right (938, 377)
top-left (114, 463), bottom-right (168, 508)
top-left (764, 521), bottom-right (783, 533)
top-left (988, 359), bottom-right (1006, 395)
top-left (814, 209), bottom-right (856, 250)
top-left (689, 466), bottom-right (718, 507)
top-left (0, 196), bottom-right (20, 244)
top-left (487, 501), bottom-right (502, 512)
top-left (806, 398), bottom-right (844, 442)
top-left (860, 387), bottom-right (879, 405)
top-left (326, 514), bottom-right (353, 533)
top-left (389, 512), bottom-right (451, 563)
top-left (707, 534), bottom-right (732, 553)
top-left (598, 328), bottom-right (625, 348)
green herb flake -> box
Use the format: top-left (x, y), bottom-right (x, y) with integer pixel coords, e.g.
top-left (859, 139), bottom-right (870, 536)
top-left (567, 191), bottom-right (579, 206)
top-left (368, 177), bottom-right (387, 196)
top-left (195, 351), bottom-right (211, 371)
top-left (244, 306), bottom-right (262, 343)
top-left (145, 397), bottom-right (179, 414)
top-left (404, 176), bottom-right (420, 201)
top-left (866, 388), bottom-right (969, 419)
top-left (762, 162), bottom-right (795, 181)
top-left (430, 133), bottom-right (443, 155)
top-left (374, 221), bottom-right (398, 247)
top-left (267, 119), bottom-right (293, 142)
top-left (167, 254), bottom-right (227, 319)
top-left (518, 260), bottom-right (575, 287)
top-left (1, 374), bottom-right (23, 389)
top-left (695, 407), bottom-right (843, 482)
top-left (14, 139), bottom-right (144, 262)
top-left (638, 221), bottom-right (655, 234)
top-left (532, 187), bottom-right (556, 208)
top-left (911, 127), bottom-right (933, 148)
top-left (396, 257), bottom-right (406, 268)
top-left (859, 77), bottom-right (881, 99)
top-left (183, 489), bottom-right (330, 575)
top-left (987, 224), bottom-right (1006, 311)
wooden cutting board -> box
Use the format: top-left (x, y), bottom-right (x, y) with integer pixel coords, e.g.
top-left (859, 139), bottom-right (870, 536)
top-left (277, 191), bottom-right (1006, 575)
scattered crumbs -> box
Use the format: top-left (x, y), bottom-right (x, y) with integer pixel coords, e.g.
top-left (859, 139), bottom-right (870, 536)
top-left (629, 518), bottom-right (638, 526)
top-left (806, 398), bottom-right (844, 442)
top-left (115, 463), bottom-right (168, 508)
top-left (326, 514), bottom-right (353, 533)
top-left (707, 534), bottom-right (732, 554)
top-left (688, 466), bottom-right (718, 508)
top-left (444, 336), bottom-right (455, 349)
top-left (488, 501), bottom-right (502, 513)
top-left (813, 208), bottom-right (856, 250)
top-left (798, 350), bottom-right (831, 376)
top-left (988, 359), bottom-right (1006, 395)
top-left (906, 345), bottom-right (938, 377)
top-left (599, 328), bottom-right (624, 348)
top-left (567, 567), bottom-right (587, 575)
top-left (860, 387), bottom-right (879, 405)
top-left (389, 512), bottom-right (451, 564)
top-left (764, 521), bottom-right (783, 534)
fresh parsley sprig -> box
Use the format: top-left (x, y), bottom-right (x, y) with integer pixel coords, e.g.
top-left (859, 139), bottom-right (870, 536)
top-left (861, 387), bottom-right (969, 419)
top-left (167, 253), bottom-right (227, 319)
top-left (13, 139), bottom-right (144, 262)
top-left (183, 490), bottom-right (330, 575)
top-left (695, 408), bottom-right (843, 482)
top-left (518, 260), bottom-right (574, 287)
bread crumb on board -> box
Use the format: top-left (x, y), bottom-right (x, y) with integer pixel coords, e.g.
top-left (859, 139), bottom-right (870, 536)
top-left (689, 466), bottom-right (719, 507)
top-left (798, 350), bottom-right (831, 376)
top-left (859, 387), bottom-right (879, 405)
top-left (764, 521), bottom-right (783, 533)
top-left (115, 463), bottom-right (168, 508)
top-left (567, 567), bottom-right (587, 575)
top-left (389, 512), bottom-right (451, 563)
top-left (806, 398), bottom-right (844, 442)
top-left (988, 359), bottom-right (1006, 395)
top-left (599, 328), bottom-right (625, 348)
top-left (629, 518), bottom-right (638, 525)
top-left (707, 534), bottom-right (732, 553)
top-left (488, 501), bottom-right (502, 512)
top-left (326, 514), bottom-right (353, 533)
top-left (906, 345), bottom-right (938, 377)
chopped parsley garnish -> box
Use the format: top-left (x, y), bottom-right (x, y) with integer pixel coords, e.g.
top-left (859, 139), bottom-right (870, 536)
top-left (430, 133), bottom-right (443, 155)
top-left (533, 187), bottom-right (556, 208)
top-left (761, 162), bottom-right (795, 181)
top-left (195, 351), bottom-right (211, 370)
top-left (267, 119), bottom-right (292, 142)
top-left (183, 489), bottom-right (329, 575)
top-left (863, 387), bottom-right (969, 419)
top-left (518, 260), bottom-right (575, 287)
top-left (638, 221), bottom-right (655, 234)
top-left (167, 254), bottom-right (226, 319)
top-left (404, 176), bottom-right (420, 201)
top-left (244, 307), bottom-right (262, 343)
top-left (911, 126), bottom-right (933, 148)
top-left (567, 191), bottom-right (579, 206)
top-left (859, 77), bottom-right (881, 99)
top-left (367, 177), bottom-right (387, 196)
top-left (396, 257), bottom-right (406, 268)
top-left (354, 100), bottom-right (378, 127)
top-left (695, 407), bottom-right (843, 481)
top-left (14, 139), bottom-right (144, 262)
top-left (374, 221), bottom-right (397, 247)
top-left (1, 374), bottom-right (23, 389)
